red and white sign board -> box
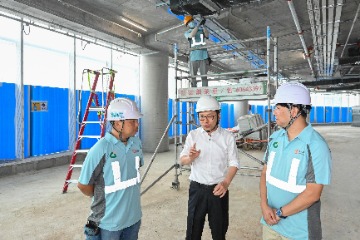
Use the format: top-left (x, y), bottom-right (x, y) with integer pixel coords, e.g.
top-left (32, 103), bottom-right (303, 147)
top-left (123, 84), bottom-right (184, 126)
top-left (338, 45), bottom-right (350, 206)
top-left (178, 82), bottom-right (267, 99)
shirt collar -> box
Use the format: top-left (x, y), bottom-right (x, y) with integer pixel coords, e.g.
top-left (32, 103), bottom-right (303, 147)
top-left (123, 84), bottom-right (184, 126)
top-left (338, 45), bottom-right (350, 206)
top-left (296, 123), bottom-right (313, 143)
top-left (279, 123), bottom-right (313, 143)
top-left (200, 125), bottom-right (221, 135)
top-left (105, 132), bottom-right (134, 146)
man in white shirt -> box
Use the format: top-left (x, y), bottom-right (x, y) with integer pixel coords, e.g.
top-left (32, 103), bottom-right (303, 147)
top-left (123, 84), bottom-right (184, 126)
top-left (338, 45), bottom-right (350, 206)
top-left (180, 95), bottom-right (240, 240)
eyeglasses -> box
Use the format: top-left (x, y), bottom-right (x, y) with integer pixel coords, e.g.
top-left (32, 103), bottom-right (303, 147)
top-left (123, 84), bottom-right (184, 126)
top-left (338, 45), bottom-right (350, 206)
top-left (199, 114), bottom-right (216, 121)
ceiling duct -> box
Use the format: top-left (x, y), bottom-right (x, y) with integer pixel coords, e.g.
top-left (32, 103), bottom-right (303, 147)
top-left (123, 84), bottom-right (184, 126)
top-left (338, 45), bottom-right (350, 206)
top-left (169, 0), bottom-right (221, 16)
top-left (211, 0), bottom-right (254, 8)
top-left (302, 77), bottom-right (360, 86)
top-left (169, 0), bottom-right (253, 16)
top-left (338, 56), bottom-right (360, 65)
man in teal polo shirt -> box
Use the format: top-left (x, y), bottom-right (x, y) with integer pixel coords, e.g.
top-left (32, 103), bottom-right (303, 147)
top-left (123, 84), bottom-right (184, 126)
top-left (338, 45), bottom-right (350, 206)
top-left (260, 82), bottom-right (332, 240)
top-left (78, 97), bottom-right (144, 240)
top-left (184, 15), bottom-right (210, 87)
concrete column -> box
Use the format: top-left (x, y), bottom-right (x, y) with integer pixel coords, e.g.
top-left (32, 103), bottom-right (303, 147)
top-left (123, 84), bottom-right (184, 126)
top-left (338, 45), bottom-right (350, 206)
top-left (140, 52), bottom-right (169, 153)
top-left (232, 101), bottom-right (249, 126)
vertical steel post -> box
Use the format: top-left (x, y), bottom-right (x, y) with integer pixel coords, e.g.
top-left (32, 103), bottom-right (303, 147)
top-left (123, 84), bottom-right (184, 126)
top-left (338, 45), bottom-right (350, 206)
top-left (274, 37), bottom-right (279, 89)
top-left (172, 43), bottom-right (180, 189)
top-left (15, 20), bottom-right (25, 160)
top-left (266, 26), bottom-right (272, 139)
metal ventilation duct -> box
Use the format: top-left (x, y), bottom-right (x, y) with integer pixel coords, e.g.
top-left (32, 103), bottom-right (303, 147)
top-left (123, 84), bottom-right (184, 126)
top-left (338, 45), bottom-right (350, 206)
top-left (169, 0), bottom-right (222, 16)
top-left (169, 0), bottom-right (253, 16)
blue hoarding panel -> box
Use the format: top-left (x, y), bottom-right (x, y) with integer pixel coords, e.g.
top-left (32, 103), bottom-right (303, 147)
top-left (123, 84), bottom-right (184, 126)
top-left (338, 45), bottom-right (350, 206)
top-left (168, 99), bottom-right (173, 137)
top-left (250, 105), bottom-right (255, 114)
top-left (181, 102), bottom-right (187, 135)
top-left (325, 106), bottom-right (332, 123)
top-left (316, 107), bottom-right (325, 123)
top-left (333, 107), bottom-right (340, 123)
top-left (31, 86), bottom-right (69, 156)
top-left (341, 107), bottom-right (349, 122)
top-left (0, 83), bottom-right (16, 160)
top-left (256, 105), bottom-right (265, 119)
top-left (220, 103), bottom-right (229, 128)
top-left (310, 107), bottom-right (315, 123)
top-left (24, 85), bottom-right (30, 158)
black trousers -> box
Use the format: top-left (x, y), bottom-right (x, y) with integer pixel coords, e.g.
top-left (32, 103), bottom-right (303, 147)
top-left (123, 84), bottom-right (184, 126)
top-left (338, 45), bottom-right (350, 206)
top-left (186, 181), bottom-right (229, 240)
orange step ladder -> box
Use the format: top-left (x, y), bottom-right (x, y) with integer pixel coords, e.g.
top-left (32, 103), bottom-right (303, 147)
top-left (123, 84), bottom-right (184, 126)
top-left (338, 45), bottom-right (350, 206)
top-left (62, 68), bottom-right (116, 193)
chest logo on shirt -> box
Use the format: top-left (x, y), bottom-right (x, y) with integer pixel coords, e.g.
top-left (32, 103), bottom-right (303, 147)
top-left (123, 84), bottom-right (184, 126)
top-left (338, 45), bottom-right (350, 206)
top-left (110, 152), bottom-right (117, 158)
top-left (294, 149), bottom-right (305, 155)
top-left (273, 142), bottom-right (279, 148)
top-left (132, 149), bottom-right (139, 153)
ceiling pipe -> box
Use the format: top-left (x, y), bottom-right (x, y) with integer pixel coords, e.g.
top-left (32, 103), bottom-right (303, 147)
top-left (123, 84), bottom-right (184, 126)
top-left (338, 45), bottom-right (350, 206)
top-left (325, 0), bottom-right (334, 76)
top-left (307, 0), bottom-right (323, 76)
top-left (321, 0), bottom-right (328, 76)
top-left (287, 0), bottom-right (315, 77)
top-left (302, 76), bottom-right (360, 86)
top-left (340, 1), bottom-right (360, 58)
top-left (325, 83), bottom-right (360, 91)
top-left (315, 0), bottom-right (324, 76)
top-left (307, 0), bottom-right (343, 77)
top-left (329, 1), bottom-right (343, 74)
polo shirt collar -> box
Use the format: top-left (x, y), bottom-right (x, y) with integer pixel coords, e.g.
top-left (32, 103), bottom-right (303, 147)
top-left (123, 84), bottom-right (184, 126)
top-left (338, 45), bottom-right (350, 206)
top-left (105, 132), bottom-right (134, 145)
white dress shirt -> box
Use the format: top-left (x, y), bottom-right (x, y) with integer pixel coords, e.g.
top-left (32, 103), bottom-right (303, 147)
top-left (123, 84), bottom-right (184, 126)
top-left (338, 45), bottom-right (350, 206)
top-left (180, 126), bottom-right (240, 185)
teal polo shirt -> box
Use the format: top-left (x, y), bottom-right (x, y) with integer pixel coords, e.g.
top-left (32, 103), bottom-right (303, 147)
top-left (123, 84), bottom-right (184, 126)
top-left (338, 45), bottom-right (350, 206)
top-left (79, 132), bottom-right (144, 231)
top-left (261, 124), bottom-right (332, 239)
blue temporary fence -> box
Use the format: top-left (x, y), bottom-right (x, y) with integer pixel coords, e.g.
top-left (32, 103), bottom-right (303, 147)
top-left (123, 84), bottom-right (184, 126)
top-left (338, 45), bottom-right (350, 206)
top-left (0, 83), bottom-right (354, 161)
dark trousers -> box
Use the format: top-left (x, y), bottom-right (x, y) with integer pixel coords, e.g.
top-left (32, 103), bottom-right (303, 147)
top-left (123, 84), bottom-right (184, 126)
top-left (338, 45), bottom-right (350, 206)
top-left (186, 181), bottom-right (229, 240)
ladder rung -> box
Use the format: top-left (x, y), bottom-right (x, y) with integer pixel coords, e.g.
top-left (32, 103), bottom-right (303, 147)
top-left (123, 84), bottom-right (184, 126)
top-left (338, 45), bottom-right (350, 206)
top-left (71, 164), bottom-right (83, 168)
top-left (75, 149), bottom-right (90, 153)
top-left (79, 135), bottom-right (101, 139)
top-left (89, 107), bottom-right (105, 112)
top-left (66, 179), bottom-right (78, 184)
top-left (82, 121), bottom-right (102, 124)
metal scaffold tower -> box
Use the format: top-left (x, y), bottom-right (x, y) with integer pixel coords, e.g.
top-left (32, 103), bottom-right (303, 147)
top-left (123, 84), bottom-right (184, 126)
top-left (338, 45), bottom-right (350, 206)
top-left (62, 68), bottom-right (116, 193)
top-left (137, 27), bottom-right (280, 194)
top-left (170, 26), bottom-right (279, 185)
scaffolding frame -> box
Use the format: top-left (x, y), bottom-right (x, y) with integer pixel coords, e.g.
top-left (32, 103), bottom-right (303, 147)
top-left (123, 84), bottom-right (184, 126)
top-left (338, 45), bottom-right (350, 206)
top-left (140, 27), bottom-right (279, 193)
top-left (171, 26), bottom-right (279, 187)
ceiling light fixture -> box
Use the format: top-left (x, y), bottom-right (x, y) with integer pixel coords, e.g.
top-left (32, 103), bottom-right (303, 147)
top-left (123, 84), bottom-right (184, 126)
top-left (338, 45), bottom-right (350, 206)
top-left (120, 17), bottom-right (147, 32)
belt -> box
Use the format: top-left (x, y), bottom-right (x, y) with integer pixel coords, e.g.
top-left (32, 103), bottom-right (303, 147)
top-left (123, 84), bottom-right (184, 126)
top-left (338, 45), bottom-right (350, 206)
top-left (191, 181), bottom-right (217, 189)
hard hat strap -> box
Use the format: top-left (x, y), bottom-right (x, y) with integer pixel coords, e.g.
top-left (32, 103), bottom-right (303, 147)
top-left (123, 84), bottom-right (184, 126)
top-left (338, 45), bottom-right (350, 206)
top-left (283, 104), bottom-right (302, 131)
top-left (111, 120), bottom-right (129, 143)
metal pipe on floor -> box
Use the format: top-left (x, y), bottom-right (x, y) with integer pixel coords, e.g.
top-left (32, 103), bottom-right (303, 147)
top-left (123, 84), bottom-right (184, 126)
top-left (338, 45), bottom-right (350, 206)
top-left (141, 115), bottom-right (176, 184)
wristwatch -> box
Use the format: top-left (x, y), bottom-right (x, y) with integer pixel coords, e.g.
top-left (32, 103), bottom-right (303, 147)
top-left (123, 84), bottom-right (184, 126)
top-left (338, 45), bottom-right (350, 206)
top-left (276, 207), bottom-right (287, 219)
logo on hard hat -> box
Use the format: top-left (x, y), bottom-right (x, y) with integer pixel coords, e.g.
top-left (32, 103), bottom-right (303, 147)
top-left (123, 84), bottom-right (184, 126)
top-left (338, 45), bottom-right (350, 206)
top-left (111, 112), bottom-right (125, 119)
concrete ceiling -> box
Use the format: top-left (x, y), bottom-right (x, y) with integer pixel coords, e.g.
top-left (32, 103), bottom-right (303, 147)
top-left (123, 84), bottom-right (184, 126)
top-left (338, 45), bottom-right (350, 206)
top-left (1, 0), bottom-right (360, 93)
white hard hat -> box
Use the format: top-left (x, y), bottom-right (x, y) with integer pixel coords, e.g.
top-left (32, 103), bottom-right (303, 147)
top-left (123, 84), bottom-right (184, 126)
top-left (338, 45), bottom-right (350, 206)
top-left (107, 98), bottom-right (143, 121)
top-left (273, 82), bottom-right (311, 105)
top-left (196, 95), bottom-right (220, 113)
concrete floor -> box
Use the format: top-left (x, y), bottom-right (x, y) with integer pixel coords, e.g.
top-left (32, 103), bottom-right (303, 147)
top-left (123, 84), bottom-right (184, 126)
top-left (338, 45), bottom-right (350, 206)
top-left (0, 125), bottom-right (359, 240)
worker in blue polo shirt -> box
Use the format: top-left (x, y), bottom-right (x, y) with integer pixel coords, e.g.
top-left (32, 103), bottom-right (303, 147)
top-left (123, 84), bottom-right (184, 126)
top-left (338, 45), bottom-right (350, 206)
top-left (184, 15), bottom-right (210, 87)
top-left (78, 97), bottom-right (144, 240)
top-left (260, 82), bottom-right (332, 240)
